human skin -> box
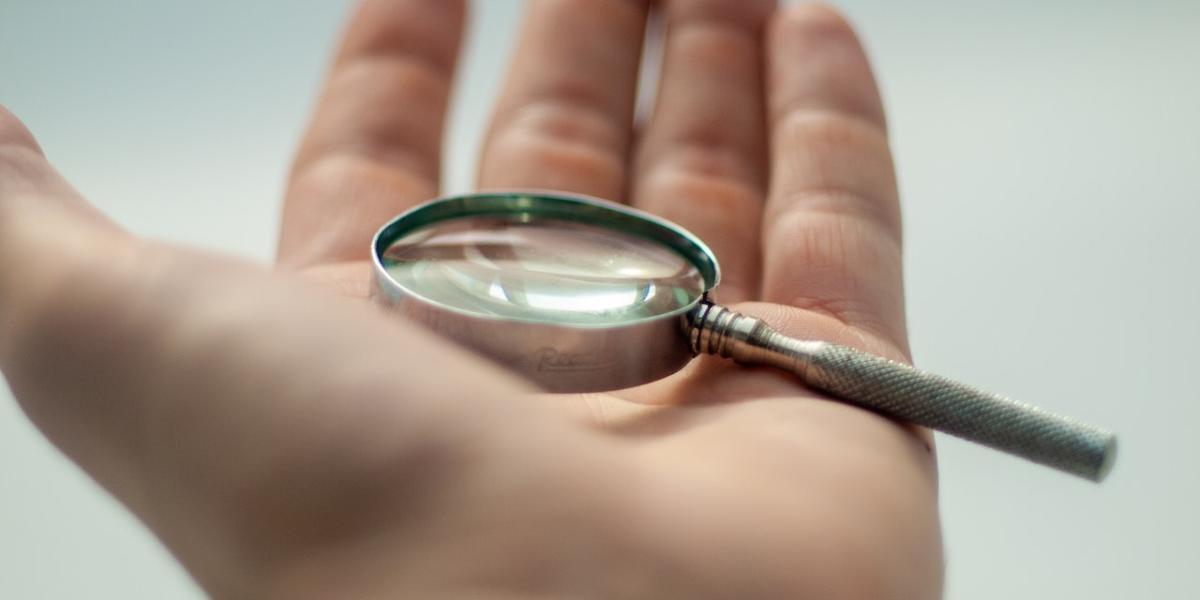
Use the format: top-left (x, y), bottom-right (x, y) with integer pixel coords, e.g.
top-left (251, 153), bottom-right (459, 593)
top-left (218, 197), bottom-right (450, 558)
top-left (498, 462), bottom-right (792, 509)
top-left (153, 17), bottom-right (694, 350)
top-left (0, 0), bottom-right (942, 598)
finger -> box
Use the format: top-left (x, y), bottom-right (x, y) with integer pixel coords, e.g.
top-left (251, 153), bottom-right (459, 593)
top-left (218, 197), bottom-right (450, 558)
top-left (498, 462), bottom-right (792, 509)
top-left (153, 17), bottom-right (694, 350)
top-left (1, 109), bottom-right (123, 342)
top-left (3, 251), bottom-right (537, 595)
top-left (631, 0), bottom-right (774, 303)
top-left (0, 106), bottom-right (112, 228)
top-left (1, 166), bottom-right (535, 597)
top-left (0, 104), bottom-right (43, 153)
top-left (279, 0), bottom-right (465, 268)
top-left (762, 5), bottom-right (907, 353)
top-left (477, 0), bottom-right (649, 200)
top-left (0, 109), bottom-right (542, 592)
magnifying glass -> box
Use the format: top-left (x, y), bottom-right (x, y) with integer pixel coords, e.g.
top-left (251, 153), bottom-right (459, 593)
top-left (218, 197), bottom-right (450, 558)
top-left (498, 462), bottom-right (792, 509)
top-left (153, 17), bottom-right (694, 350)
top-left (371, 191), bottom-right (1117, 482)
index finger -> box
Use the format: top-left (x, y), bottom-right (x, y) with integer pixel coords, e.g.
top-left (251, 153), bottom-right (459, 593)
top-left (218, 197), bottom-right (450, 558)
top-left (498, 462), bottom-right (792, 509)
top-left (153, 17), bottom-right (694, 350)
top-left (278, 0), bottom-right (465, 268)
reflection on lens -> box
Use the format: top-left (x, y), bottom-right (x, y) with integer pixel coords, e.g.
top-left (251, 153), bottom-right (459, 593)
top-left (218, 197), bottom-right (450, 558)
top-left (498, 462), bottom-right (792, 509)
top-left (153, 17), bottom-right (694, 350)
top-left (382, 216), bottom-right (705, 325)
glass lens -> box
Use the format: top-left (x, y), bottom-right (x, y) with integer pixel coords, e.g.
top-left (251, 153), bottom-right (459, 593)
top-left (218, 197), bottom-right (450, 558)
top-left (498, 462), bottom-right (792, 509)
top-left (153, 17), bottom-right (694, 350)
top-left (381, 215), bottom-right (706, 325)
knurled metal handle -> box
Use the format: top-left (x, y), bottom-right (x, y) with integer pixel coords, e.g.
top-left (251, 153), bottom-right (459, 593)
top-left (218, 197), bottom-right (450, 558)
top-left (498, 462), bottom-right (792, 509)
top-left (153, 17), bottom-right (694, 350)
top-left (687, 302), bottom-right (1117, 482)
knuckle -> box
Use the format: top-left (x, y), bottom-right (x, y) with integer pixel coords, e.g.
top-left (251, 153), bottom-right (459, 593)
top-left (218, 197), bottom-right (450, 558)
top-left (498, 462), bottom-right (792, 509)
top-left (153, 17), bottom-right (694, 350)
top-left (344, 0), bottom-right (463, 76)
top-left (773, 104), bottom-right (888, 151)
top-left (492, 96), bottom-right (625, 159)
top-left (641, 142), bottom-right (762, 193)
top-left (296, 56), bottom-right (449, 178)
top-left (767, 190), bottom-right (901, 264)
top-left (768, 182), bottom-right (900, 248)
top-left (294, 137), bottom-right (440, 190)
top-left (640, 167), bottom-right (761, 226)
top-left (768, 110), bottom-right (900, 235)
top-left (0, 144), bottom-right (48, 192)
top-left (0, 105), bottom-right (41, 153)
top-left (334, 49), bottom-right (452, 101)
top-left (482, 100), bottom-right (626, 195)
top-left (480, 133), bottom-right (624, 197)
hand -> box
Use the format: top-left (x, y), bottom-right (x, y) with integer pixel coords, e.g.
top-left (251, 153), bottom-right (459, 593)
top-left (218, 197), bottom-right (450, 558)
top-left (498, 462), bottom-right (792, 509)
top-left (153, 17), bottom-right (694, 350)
top-left (0, 1), bottom-right (941, 598)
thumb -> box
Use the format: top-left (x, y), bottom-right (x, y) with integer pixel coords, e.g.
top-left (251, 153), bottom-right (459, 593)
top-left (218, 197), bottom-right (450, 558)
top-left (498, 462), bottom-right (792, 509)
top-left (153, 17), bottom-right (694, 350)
top-left (0, 106), bottom-right (132, 344)
top-left (0, 106), bottom-right (117, 232)
top-left (0, 106), bottom-right (539, 596)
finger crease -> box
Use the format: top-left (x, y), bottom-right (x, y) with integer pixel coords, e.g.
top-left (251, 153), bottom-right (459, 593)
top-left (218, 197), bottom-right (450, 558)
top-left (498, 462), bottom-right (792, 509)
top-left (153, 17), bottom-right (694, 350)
top-left (769, 104), bottom-right (888, 142)
top-left (643, 143), bottom-right (763, 194)
top-left (294, 137), bottom-right (440, 186)
top-left (336, 36), bottom-right (457, 84)
top-left (767, 187), bottom-right (901, 248)
top-left (491, 99), bottom-right (627, 161)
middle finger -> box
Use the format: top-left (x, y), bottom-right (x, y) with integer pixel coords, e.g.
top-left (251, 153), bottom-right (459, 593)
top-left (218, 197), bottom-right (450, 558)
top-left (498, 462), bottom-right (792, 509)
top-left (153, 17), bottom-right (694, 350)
top-left (477, 0), bottom-right (649, 199)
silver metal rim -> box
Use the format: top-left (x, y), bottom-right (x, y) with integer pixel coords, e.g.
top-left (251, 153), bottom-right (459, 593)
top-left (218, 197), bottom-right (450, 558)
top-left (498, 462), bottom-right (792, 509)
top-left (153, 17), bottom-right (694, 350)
top-left (370, 189), bottom-right (722, 329)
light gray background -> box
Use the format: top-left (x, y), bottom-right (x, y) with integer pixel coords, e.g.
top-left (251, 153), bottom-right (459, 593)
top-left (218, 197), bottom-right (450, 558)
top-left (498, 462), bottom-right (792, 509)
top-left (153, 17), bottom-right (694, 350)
top-left (2, 1), bottom-right (1197, 598)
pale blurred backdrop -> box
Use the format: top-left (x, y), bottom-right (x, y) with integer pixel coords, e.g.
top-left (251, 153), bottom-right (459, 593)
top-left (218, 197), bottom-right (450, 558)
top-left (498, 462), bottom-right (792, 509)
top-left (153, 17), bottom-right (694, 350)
top-left (2, 1), bottom-right (1197, 598)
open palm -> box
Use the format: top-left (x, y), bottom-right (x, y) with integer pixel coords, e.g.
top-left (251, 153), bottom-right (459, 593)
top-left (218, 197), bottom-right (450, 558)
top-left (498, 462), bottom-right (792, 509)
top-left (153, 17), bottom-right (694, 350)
top-left (0, 1), bottom-right (941, 598)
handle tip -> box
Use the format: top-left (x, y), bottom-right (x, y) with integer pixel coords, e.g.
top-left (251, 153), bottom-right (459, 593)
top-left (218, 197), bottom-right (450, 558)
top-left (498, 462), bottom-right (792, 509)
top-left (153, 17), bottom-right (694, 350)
top-left (1091, 434), bottom-right (1119, 483)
